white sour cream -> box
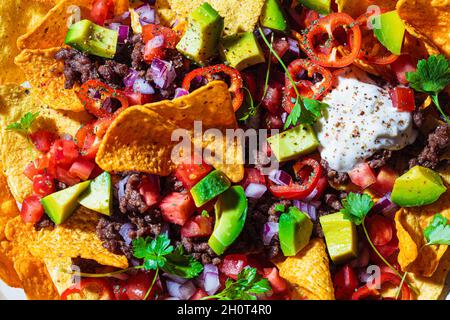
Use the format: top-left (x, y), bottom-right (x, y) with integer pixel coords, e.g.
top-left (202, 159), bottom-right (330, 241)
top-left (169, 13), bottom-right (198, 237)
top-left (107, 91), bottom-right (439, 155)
top-left (313, 67), bottom-right (417, 172)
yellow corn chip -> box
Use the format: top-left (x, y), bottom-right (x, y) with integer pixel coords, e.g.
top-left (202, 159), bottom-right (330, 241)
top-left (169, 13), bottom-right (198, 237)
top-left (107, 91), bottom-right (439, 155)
top-left (156, 0), bottom-right (176, 26)
top-left (0, 241), bottom-right (22, 288)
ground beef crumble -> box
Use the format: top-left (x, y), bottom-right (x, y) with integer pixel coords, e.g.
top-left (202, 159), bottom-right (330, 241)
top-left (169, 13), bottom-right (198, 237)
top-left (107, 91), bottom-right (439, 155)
top-left (409, 124), bottom-right (450, 169)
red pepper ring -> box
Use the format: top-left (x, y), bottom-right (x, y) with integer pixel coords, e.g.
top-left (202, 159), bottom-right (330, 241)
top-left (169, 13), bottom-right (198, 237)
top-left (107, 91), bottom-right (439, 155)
top-left (61, 278), bottom-right (115, 300)
top-left (182, 64), bottom-right (244, 111)
top-left (77, 79), bottom-right (129, 118)
top-left (269, 157), bottom-right (322, 200)
top-left (303, 13), bottom-right (362, 68)
top-left (351, 271), bottom-right (411, 300)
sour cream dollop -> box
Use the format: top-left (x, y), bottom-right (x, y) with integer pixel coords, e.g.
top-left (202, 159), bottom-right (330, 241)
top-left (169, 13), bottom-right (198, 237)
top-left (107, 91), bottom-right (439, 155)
top-left (313, 67), bottom-right (417, 172)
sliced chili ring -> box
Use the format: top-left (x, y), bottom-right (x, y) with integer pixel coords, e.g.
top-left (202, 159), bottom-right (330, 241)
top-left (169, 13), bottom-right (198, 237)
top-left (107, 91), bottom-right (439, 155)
top-left (303, 13), bottom-right (362, 68)
top-left (269, 157), bottom-right (322, 200)
top-left (283, 59), bottom-right (333, 113)
top-left (356, 11), bottom-right (399, 65)
top-left (61, 278), bottom-right (115, 300)
top-left (351, 271), bottom-right (411, 300)
top-left (77, 79), bottom-right (129, 118)
top-left (182, 64), bottom-right (244, 111)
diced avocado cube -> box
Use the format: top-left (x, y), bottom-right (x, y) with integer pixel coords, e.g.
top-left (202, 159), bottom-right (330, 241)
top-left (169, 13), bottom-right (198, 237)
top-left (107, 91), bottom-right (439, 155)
top-left (220, 32), bottom-right (265, 71)
top-left (320, 212), bottom-right (358, 264)
top-left (298, 0), bottom-right (331, 14)
top-left (372, 11), bottom-right (405, 55)
top-left (78, 172), bottom-right (112, 216)
top-left (176, 3), bottom-right (224, 65)
top-left (267, 124), bottom-right (319, 162)
top-left (41, 180), bottom-right (91, 225)
top-left (65, 19), bottom-right (118, 59)
top-left (391, 166), bottom-right (447, 207)
top-left (260, 0), bottom-right (288, 32)
top-left (190, 170), bottom-right (231, 207)
top-left (208, 186), bottom-right (248, 255)
top-left (279, 207), bottom-right (313, 256)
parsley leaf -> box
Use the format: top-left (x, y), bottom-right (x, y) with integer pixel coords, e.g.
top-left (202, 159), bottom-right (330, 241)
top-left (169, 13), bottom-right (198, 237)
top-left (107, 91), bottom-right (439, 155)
top-left (274, 204), bottom-right (285, 213)
top-left (424, 213), bottom-right (450, 246)
top-left (406, 55), bottom-right (450, 124)
top-left (133, 235), bottom-right (174, 270)
top-left (340, 192), bottom-right (374, 225)
top-left (6, 112), bottom-right (40, 135)
top-left (164, 246), bottom-right (204, 279)
top-left (205, 267), bottom-right (271, 300)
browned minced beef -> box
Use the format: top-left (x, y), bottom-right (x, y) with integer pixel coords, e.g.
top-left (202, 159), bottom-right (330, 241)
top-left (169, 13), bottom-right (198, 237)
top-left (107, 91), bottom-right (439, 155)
top-left (367, 150), bottom-right (392, 170)
top-left (34, 214), bottom-right (55, 231)
top-left (130, 34), bottom-right (147, 71)
top-left (179, 237), bottom-right (221, 265)
top-left (118, 173), bottom-right (149, 214)
top-left (321, 159), bottom-right (349, 185)
top-left (71, 258), bottom-right (103, 273)
top-left (409, 124), bottom-right (450, 169)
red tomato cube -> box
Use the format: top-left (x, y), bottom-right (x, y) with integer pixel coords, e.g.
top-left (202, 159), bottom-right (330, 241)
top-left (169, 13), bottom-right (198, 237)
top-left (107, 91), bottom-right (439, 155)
top-left (263, 267), bottom-right (287, 294)
top-left (219, 254), bottom-right (248, 280)
top-left (333, 264), bottom-right (359, 300)
top-left (370, 167), bottom-right (398, 196)
top-left (348, 162), bottom-right (377, 189)
top-left (21, 195), bottom-right (44, 223)
top-left (174, 158), bottom-right (212, 189)
top-left (181, 215), bottom-right (214, 238)
top-left (389, 87), bottom-right (415, 112)
top-left (138, 175), bottom-right (160, 207)
top-left (30, 130), bottom-right (56, 153)
top-left (160, 192), bottom-right (195, 225)
top-left (69, 160), bottom-right (96, 181)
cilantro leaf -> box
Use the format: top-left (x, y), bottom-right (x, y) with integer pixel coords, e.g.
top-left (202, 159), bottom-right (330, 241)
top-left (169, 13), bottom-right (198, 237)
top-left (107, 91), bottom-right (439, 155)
top-left (274, 204), bottom-right (285, 213)
top-left (284, 94), bottom-right (328, 130)
top-left (340, 192), bottom-right (374, 225)
top-left (6, 112), bottom-right (40, 134)
top-left (424, 213), bottom-right (450, 246)
top-left (132, 234), bottom-right (174, 270)
top-left (164, 246), bottom-right (204, 279)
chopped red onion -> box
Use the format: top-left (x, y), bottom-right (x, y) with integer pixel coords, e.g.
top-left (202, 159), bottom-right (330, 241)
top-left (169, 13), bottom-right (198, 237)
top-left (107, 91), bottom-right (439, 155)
top-left (135, 4), bottom-right (160, 26)
top-left (119, 223), bottom-right (134, 245)
top-left (174, 88), bottom-right (189, 98)
top-left (287, 38), bottom-right (300, 55)
top-left (198, 264), bottom-right (219, 295)
top-left (150, 58), bottom-right (176, 89)
top-left (268, 169), bottom-right (292, 186)
top-left (117, 25), bottom-right (130, 43)
top-left (133, 77), bottom-right (155, 94)
top-left (303, 187), bottom-right (319, 202)
top-left (245, 183), bottom-right (267, 199)
top-left (163, 273), bottom-right (187, 284)
top-left (263, 222), bottom-right (279, 245)
top-left (372, 193), bottom-right (398, 218)
top-left (281, 112), bottom-right (288, 123)
top-left (123, 69), bottom-right (139, 88)
top-left (166, 280), bottom-right (196, 300)
top-left (147, 35), bottom-right (164, 49)
top-left (293, 200), bottom-right (317, 221)
top-left (116, 175), bottom-right (130, 201)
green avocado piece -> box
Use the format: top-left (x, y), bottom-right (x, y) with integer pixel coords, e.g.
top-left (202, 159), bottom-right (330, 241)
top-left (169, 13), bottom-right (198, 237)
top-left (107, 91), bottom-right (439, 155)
top-left (260, 0), bottom-right (288, 32)
top-left (65, 19), bottom-right (118, 59)
top-left (190, 170), bottom-right (231, 207)
top-left (220, 32), bottom-right (266, 71)
top-left (208, 186), bottom-right (248, 255)
top-left (78, 172), bottom-right (112, 216)
top-left (298, 0), bottom-right (331, 14)
top-left (176, 2), bottom-right (224, 65)
top-left (41, 180), bottom-right (91, 225)
top-left (372, 10), bottom-right (405, 55)
top-left (267, 124), bottom-right (319, 162)
top-left (320, 212), bottom-right (358, 264)
top-left (391, 166), bottom-right (447, 207)
top-left (279, 207), bottom-right (313, 256)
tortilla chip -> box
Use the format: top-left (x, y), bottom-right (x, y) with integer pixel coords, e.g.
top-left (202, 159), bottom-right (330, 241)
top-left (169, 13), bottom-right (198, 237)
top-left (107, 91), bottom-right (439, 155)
top-left (336, 0), bottom-right (397, 18)
top-left (0, 0), bottom-right (53, 84)
top-left (29, 207), bottom-right (128, 269)
top-left (395, 190), bottom-right (450, 277)
top-left (96, 81), bottom-right (244, 182)
top-left (0, 84), bottom-right (91, 202)
top-left (0, 241), bottom-right (22, 288)
top-left (277, 239), bottom-right (335, 300)
top-left (156, 0), bottom-right (176, 26)
top-left (14, 48), bottom-right (84, 112)
top-left (397, 0), bottom-right (450, 58)
top-left (0, 163), bottom-right (20, 241)
top-left (167, 0), bottom-right (265, 35)
top-left (44, 257), bottom-right (77, 295)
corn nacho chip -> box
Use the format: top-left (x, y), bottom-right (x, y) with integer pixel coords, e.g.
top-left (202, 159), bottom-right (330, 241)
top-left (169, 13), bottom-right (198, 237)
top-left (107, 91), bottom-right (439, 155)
top-left (14, 48), bottom-right (84, 112)
top-left (277, 239), bottom-right (335, 300)
top-left (0, 84), bottom-right (91, 202)
top-left (0, 241), bottom-right (21, 288)
top-left (44, 257), bottom-right (77, 295)
top-left (167, 0), bottom-right (265, 35)
top-left (155, 0), bottom-right (176, 26)
top-left (397, 0), bottom-right (450, 58)
top-left (96, 81), bottom-right (244, 182)
top-left (395, 190), bottom-right (450, 277)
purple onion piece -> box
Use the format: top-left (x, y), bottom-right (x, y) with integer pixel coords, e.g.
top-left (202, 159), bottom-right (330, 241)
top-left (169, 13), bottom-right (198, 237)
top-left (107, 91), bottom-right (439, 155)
top-left (287, 38), bottom-right (300, 55)
top-left (119, 223), bottom-right (134, 245)
top-left (268, 169), bottom-right (292, 186)
top-left (263, 222), bottom-right (279, 245)
top-left (133, 77), bottom-right (155, 94)
top-left (117, 25), bottom-right (130, 43)
top-left (149, 58), bottom-right (176, 89)
top-left (117, 175), bottom-right (130, 200)
top-left (245, 183), bottom-right (267, 199)
top-left (166, 280), bottom-right (196, 300)
top-left (203, 272), bottom-right (220, 295)
top-left (293, 200), bottom-right (317, 221)
top-left (174, 88), bottom-right (189, 98)
top-left (303, 187), bottom-right (319, 202)
top-left (372, 193), bottom-right (398, 217)
top-left (123, 69), bottom-right (139, 88)
top-left (136, 4), bottom-right (160, 26)
top-left (163, 273), bottom-right (187, 284)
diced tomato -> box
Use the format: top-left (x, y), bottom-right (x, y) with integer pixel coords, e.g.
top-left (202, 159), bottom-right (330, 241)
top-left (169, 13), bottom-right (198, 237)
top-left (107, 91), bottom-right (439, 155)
top-left (371, 235), bottom-right (399, 265)
top-left (389, 87), bottom-right (415, 112)
top-left (160, 192), bottom-right (195, 225)
top-left (333, 264), bottom-right (359, 300)
top-left (366, 215), bottom-right (393, 246)
top-left (190, 288), bottom-right (208, 300)
top-left (263, 268), bottom-right (287, 294)
top-left (122, 90), bottom-right (154, 106)
top-left (30, 130), bottom-right (56, 153)
top-left (90, 0), bottom-right (114, 25)
top-left (49, 139), bottom-right (80, 168)
top-left (24, 161), bottom-right (42, 180)
top-left (181, 215), bottom-right (214, 238)
top-left (391, 55), bottom-right (417, 85)
top-left (56, 166), bottom-right (81, 186)
top-left (174, 158), bottom-right (212, 189)
top-left (111, 279), bottom-right (128, 300)
top-left (370, 167), bottom-right (398, 196)
top-left (261, 83), bottom-right (283, 114)
top-left (219, 254), bottom-right (248, 280)
top-left (348, 162), bottom-right (377, 189)
top-left (21, 195), bottom-right (44, 223)
top-left (138, 175), bottom-right (160, 207)
top-left (125, 271), bottom-right (158, 300)
top-left (32, 174), bottom-right (56, 197)
top-left (75, 123), bottom-right (100, 160)
top-left (240, 168), bottom-right (266, 190)
top-left (69, 160), bottom-right (96, 181)
top-left (142, 24), bottom-right (179, 62)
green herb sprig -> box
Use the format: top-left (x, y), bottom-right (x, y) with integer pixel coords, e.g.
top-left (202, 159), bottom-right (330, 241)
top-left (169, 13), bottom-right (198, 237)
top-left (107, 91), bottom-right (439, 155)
top-left (423, 213), bottom-right (450, 246)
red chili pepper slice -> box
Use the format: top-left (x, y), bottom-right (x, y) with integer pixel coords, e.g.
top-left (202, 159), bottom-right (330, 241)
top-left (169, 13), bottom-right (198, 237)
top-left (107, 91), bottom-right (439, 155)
top-left (269, 157), bottom-right (322, 200)
top-left (182, 64), bottom-right (244, 111)
top-left (351, 271), bottom-right (411, 300)
top-left (77, 79), bottom-right (129, 118)
top-left (303, 13), bottom-right (362, 68)
top-left (283, 59), bottom-right (333, 113)
top-left (61, 278), bottom-right (115, 300)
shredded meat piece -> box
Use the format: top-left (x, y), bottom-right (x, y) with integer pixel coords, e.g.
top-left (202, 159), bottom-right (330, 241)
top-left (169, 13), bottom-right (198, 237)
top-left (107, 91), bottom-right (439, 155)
top-left (409, 124), bottom-right (450, 169)
top-left (118, 173), bottom-right (149, 214)
top-left (321, 159), bottom-right (350, 185)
